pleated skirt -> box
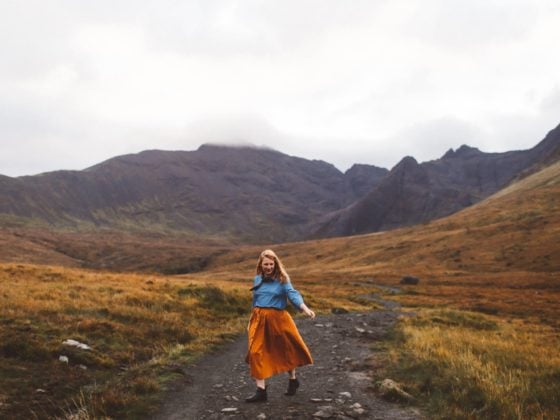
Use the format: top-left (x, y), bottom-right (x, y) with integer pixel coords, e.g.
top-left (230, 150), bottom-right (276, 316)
top-left (245, 307), bottom-right (313, 380)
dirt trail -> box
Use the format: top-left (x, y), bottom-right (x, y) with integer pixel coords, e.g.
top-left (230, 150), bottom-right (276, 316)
top-left (153, 305), bottom-right (422, 419)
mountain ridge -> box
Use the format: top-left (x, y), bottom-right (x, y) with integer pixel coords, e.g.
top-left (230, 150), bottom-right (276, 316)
top-left (313, 123), bottom-right (560, 237)
top-left (1, 124), bottom-right (559, 243)
top-left (0, 144), bottom-right (388, 242)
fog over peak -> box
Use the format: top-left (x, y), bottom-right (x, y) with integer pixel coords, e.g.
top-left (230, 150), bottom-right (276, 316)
top-left (1, 1), bottom-right (560, 176)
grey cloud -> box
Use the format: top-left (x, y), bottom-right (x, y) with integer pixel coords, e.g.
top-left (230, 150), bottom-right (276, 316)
top-left (383, 116), bottom-right (484, 164)
top-left (481, 113), bottom-right (560, 153)
top-left (0, 93), bottom-right (142, 176)
top-left (540, 87), bottom-right (560, 114)
top-left (1, 1), bottom-right (559, 177)
top-left (141, 0), bottom-right (385, 56)
top-left (405, 0), bottom-right (539, 50)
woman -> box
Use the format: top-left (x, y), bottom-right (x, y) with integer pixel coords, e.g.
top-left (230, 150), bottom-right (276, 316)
top-left (245, 249), bottom-right (315, 403)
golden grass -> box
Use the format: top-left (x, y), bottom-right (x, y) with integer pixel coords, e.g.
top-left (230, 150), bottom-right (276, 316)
top-left (187, 161), bottom-right (560, 419)
top-left (1, 161), bottom-right (559, 418)
top-left (0, 263), bottom-right (253, 418)
top-left (0, 262), bottom-right (379, 419)
top-left (381, 310), bottom-right (560, 419)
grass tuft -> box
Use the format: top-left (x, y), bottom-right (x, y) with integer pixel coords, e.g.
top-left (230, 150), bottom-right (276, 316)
top-left (378, 309), bottom-right (560, 419)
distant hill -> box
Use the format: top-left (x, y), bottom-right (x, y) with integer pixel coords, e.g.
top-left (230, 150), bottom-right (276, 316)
top-left (1, 124), bottom-right (559, 246)
top-left (1, 157), bottom-right (558, 275)
top-left (0, 145), bottom-right (387, 243)
top-left (313, 123), bottom-right (560, 237)
top-left (204, 157), bottom-right (560, 282)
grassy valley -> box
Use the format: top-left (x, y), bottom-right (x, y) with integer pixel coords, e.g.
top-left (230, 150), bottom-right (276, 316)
top-left (182, 160), bottom-right (560, 418)
top-left (0, 264), bottom-right (377, 418)
top-left (0, 264), bottom-right (248, 417)
top-left (0, 161), bottom-right (559, 418)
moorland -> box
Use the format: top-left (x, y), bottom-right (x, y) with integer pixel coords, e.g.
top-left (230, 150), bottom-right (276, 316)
top-left (1, 129), bottom-right (559, 419)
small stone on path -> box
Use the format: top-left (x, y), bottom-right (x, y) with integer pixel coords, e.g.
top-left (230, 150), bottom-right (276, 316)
top-left (221, 407), bottom-right (238, 413)
top-left (313, 405), bottom-right (335, 418)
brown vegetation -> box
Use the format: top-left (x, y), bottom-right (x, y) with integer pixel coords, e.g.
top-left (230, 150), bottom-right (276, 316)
top-left (0, 161), bottom-right (558, 418)
top-left (0, 264), bottom-right (250, 418)
top-left (0, 262), bottom-right (377, 418)
top-left (191, 160), bottom-right (560, 418)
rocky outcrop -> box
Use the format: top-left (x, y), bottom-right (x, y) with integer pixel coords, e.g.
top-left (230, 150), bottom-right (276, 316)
top-left (344, 164), bottom-right (389, 198)
top-left (314, 123), bottom-right (560, 237)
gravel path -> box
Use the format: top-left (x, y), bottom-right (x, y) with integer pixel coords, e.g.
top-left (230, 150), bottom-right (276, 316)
top-left (152, 307), bottom-right (422, 419)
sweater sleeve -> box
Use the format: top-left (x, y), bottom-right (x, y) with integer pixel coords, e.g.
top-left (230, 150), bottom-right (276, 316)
top-left (284, 280), bottom-right (304, 309)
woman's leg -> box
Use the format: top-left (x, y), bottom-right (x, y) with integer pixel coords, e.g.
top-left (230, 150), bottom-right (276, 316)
top-left (246, 378), bottom-right (267, 402)
top-left (285, 369), bottom-right (300, 395)
top-left (288, 369), bottom-right (296, 380)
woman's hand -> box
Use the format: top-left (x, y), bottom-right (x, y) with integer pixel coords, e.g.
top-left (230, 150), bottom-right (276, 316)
top-left (300, 303), bottom-right (316, 319)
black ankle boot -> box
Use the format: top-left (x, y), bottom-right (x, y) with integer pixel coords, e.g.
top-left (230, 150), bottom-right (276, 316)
top-left (285, 378), bottom-right (300, 396)
top-left (245, 386), bottom-right (267, 403)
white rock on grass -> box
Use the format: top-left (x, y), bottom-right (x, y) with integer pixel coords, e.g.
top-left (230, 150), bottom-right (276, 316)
top-left (59, 355), bottom-right (69, 363)
top-left (62, 339), bottom-right (91, 350)
top-left (338, 391), bottom-right (352, 399)
top-left (257, 414), bottom-right (266, 419)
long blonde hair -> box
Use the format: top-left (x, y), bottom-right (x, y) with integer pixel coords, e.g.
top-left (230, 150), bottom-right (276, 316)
top-left (256, 249), bottom-right (290, 284)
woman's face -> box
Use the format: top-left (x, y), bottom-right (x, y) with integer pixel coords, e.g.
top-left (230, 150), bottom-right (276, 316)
top-left (261, 256), bottom-right (275, 276)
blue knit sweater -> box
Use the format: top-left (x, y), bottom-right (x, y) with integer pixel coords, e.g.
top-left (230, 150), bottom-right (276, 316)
top-left (251, 275), bottom-right (304, 310)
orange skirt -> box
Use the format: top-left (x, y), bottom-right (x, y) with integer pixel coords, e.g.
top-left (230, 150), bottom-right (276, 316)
top-left (245, 307), bottom-right (313, 379)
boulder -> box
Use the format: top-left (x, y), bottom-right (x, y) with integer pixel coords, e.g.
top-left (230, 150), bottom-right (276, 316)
top-left (377, 378), bottom-right (414, 402)
top-left (331, 307), bottom-right (349, 314)
top-left (400, 276), bottom-right (420, 285)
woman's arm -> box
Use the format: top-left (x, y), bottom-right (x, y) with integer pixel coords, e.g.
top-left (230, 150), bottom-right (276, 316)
top-left (284, 280), bottom-right (315, 318)
top-left (299, 302), bottom-right (316, 319)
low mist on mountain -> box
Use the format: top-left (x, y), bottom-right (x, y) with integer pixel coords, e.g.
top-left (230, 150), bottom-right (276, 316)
top-left (0, 123), bottom-right (558, 245)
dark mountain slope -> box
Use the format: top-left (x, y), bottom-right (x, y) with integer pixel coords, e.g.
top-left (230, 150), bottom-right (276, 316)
top-left (0, 145), bottom-right (386, 242)
top-left (314, 123), bottom-right (560, 237)
top-left (343, 164), bottom-right (389, 198)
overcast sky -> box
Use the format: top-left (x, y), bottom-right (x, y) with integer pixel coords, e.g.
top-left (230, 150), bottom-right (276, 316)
top-left (2, 0), bottom-right (560, 177)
